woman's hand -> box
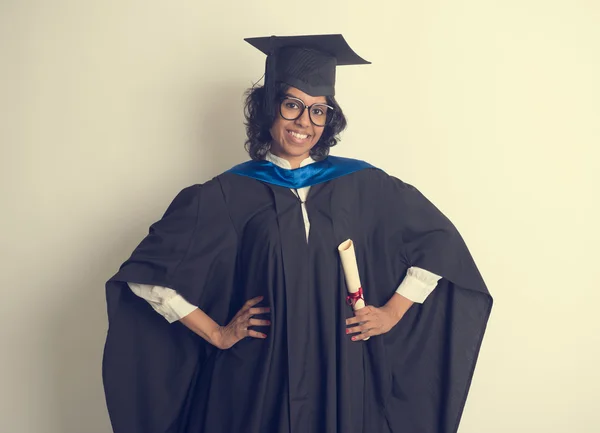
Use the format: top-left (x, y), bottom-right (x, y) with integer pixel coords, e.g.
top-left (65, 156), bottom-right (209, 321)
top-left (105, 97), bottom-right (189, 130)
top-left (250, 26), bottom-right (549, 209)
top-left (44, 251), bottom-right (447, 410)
top-left (345, 293), bottom-right (414, 341)
top-left (214, 296), bottom-right (271, 350)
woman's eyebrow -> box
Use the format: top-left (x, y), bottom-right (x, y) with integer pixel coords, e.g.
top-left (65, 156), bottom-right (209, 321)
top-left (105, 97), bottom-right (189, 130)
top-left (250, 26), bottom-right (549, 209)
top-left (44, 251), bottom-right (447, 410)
top-left (284, 94), bottom-right (327, 104)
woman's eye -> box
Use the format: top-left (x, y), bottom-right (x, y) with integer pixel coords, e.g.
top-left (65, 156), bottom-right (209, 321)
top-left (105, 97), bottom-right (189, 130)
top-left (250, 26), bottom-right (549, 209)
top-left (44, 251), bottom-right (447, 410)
top-left (286, 102), bottom-right (299, 109)
top-left (312, 108), bottom-right (324, 116)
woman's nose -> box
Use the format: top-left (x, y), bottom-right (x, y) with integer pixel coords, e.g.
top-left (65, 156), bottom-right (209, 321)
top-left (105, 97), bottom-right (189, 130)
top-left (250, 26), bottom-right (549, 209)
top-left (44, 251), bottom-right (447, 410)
top-left (294, 108), bottom-right (311, 127)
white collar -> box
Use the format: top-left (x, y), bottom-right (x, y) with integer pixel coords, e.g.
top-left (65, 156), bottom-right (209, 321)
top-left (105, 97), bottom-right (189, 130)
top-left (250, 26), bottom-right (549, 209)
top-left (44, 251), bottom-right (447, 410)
top-left (265, 151), bottom-right (316, 170)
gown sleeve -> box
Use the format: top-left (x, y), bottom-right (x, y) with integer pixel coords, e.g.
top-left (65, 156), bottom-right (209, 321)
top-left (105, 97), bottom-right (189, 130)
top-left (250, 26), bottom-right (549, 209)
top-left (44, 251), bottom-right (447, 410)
top-left (108, 185), bottom-right (200, 301)
top-left (365, 172), bottom-right (493, 433)
top-left (102, 181), bottom-right (238, 433)
top-left (386, 177), bottom-right (488, 293)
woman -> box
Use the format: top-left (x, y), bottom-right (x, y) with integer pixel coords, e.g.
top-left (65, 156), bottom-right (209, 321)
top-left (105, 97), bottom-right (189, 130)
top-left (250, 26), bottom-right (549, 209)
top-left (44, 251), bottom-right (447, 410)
top-left (103, 34), bottom-right (492, 433)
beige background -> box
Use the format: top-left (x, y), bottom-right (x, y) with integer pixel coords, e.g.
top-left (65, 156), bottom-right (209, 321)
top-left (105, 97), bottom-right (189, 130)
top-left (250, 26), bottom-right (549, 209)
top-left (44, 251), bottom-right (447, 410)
top-left (1, 1), bottom-right (599, 432)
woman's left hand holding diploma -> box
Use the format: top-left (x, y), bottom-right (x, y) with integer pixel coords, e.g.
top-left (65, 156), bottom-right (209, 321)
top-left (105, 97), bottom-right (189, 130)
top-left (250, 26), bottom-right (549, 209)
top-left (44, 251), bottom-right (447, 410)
top-left (345, 293), bottom-right (414, 341)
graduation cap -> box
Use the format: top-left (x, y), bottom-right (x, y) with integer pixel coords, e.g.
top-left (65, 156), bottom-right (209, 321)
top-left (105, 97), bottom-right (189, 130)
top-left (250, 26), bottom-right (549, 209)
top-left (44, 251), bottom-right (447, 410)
top-left (245, 34), bottom-right (370, 117)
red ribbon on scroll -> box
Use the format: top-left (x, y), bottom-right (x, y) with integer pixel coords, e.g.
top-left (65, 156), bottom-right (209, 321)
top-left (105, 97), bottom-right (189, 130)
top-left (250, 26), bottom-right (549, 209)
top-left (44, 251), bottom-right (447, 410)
top-left (346, 287), bottom-right (365, 308)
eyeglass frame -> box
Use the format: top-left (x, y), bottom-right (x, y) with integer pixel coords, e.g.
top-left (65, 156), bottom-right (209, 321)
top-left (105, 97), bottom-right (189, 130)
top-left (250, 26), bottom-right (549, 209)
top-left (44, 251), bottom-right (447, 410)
top-left (278, 96), bottom-right (335, 127)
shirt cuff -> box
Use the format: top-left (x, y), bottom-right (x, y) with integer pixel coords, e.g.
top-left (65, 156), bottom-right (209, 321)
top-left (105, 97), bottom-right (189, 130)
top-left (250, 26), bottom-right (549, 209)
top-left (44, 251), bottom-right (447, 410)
top-left (127, 283), bottom-right (198, 323)
top-left (395, 267), bottom-right (442, 304)
top-left (161, 293), bottom-right (198, 324)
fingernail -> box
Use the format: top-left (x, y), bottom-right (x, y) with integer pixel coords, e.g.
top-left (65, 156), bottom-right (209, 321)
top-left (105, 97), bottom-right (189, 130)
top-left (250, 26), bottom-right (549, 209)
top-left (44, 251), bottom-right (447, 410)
top-left (351, 336), bottom-right (357, 341)
top-left (346, 329), bottom-right (350, 334)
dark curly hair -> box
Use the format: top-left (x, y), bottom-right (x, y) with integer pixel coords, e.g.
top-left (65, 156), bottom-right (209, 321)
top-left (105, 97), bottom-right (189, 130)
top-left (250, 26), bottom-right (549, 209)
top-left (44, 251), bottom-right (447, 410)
top-left (243, 83), bottom-right (347, 161)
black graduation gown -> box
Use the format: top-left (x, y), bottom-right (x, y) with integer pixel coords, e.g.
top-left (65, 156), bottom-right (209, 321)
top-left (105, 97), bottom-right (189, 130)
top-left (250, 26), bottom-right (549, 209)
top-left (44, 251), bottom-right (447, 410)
top-left (102, 166), bottom-right (492, 433)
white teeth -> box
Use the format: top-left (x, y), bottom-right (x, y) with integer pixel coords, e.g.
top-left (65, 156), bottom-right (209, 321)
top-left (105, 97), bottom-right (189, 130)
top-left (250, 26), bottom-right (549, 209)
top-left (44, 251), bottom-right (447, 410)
top-left (289, 131), bottom-right (308, 139)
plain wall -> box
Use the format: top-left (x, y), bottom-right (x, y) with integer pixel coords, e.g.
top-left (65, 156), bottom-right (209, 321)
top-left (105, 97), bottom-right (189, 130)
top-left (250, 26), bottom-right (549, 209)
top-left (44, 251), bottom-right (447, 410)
top-left (1, 1), bottom-right (599, 432)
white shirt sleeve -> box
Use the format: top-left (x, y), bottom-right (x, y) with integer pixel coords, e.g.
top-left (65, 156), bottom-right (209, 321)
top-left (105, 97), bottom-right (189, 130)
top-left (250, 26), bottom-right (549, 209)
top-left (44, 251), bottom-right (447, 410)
top-left (395, 267), bottom-right (442, 304)
top-left (128, 283), bottom-right (198, 324)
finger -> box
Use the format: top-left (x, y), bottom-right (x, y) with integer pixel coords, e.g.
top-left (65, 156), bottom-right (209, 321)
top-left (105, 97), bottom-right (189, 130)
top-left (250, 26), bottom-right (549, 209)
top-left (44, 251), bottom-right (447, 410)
top-left (247, 329), bottom-right (267, 339)
top-left (346, 326), bottom-right (361, 335)
top-left (249, 307), bottom-right (271, 315)
top-left (346, 315), bottom-right (372, 326)
top-left (346, 316), bottom-right (363, 326)
top-left (346, 323), bottom-right (371, 335)
top-left (351, 330), bottom-right (373, 341)
top-left (249, 318), bottom-right (271, 327)
top-left (244, 296), bottom-right (265, 308)
top-left (354, 306), bottom-right (373, 316)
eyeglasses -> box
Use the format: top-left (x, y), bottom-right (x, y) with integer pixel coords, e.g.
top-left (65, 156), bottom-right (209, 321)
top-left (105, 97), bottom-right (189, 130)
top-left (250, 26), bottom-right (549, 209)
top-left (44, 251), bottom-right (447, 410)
top-left (279, 96), bottom-right (335, 127)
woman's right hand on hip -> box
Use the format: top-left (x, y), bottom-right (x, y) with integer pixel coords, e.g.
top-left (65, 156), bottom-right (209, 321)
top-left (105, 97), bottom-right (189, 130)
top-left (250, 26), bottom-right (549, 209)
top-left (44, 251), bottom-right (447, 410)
top-left (215, 296), bottom-right (271, 350)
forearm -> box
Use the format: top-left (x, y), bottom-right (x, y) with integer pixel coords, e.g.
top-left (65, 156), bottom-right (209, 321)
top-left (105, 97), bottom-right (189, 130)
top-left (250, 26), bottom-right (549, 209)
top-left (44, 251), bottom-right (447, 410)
top-left (381, 292), bottom-right (414, 322)
top-left (179, 308), bottom-right (222, 347)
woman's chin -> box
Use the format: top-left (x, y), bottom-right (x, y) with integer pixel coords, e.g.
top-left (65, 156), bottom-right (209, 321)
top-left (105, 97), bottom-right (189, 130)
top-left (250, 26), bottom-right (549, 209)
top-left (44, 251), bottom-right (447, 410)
top-left (284, 140), bottom-right (315, 155)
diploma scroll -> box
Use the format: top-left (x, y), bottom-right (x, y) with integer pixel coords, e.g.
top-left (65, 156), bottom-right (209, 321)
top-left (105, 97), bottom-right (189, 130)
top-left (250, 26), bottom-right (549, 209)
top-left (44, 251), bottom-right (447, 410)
top-left (338, 239), bottom-right (370, 340)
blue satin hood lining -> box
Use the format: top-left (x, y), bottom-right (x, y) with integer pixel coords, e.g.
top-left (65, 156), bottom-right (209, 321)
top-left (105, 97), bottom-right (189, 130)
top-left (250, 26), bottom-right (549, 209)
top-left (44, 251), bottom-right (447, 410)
top-left (225, 156), bottom-right (375, 189)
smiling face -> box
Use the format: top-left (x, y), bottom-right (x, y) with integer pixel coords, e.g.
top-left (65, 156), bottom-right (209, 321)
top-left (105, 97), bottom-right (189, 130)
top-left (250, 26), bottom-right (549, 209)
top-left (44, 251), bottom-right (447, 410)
top-left (269, 86), bottom-right (327, 168)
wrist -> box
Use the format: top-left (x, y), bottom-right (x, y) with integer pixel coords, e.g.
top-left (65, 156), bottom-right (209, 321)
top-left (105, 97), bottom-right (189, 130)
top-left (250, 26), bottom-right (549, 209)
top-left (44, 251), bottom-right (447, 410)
top-left (209, 325), bottom-right (224, 349)
top-left (381, 303), bottom-right (404, 324)
top-left (384, 293), bottom-right (413, 323)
